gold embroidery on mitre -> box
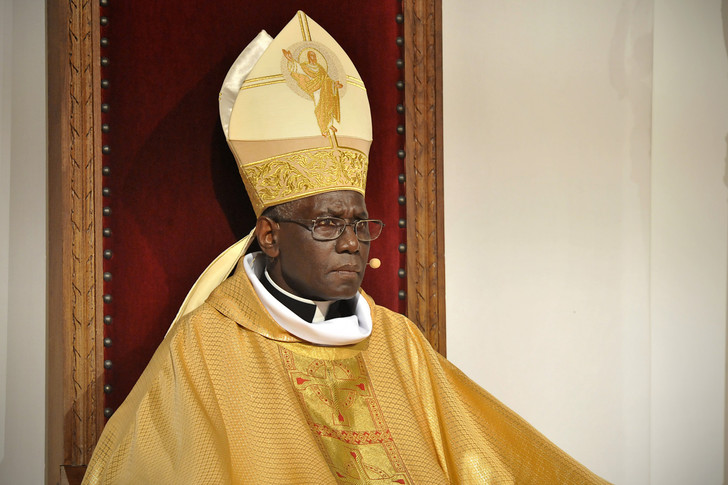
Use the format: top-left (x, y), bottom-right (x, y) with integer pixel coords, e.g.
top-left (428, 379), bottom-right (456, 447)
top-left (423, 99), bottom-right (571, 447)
top-left (298, 10), bottom-right (312, 41)
top-left (240, 74), bottom-right (286, 91)
top-left (281, 41), bottom-right (346, 136)
top-left (241, 140), bottom-right (368, 215)
top-left (346, 75), bottom-right (366, 91)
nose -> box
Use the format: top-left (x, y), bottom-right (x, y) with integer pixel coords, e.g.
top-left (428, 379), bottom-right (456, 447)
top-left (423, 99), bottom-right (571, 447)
top-left (335, 223), bottom-right (360, 253)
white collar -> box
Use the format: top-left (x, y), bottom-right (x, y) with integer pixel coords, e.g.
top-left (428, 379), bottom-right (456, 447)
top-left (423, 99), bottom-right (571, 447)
top-left (243, 252), bottom-right (372, 346)
top-left (263, 269), bottom-right (332, 323)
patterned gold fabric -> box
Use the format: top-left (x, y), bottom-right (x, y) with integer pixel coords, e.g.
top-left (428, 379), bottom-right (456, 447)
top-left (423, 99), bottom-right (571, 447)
top-left (83, 266), bottom-right (609, 484)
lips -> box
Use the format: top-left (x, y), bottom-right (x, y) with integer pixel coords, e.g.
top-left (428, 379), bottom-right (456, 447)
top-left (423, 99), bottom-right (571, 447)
top-left (331, 264), bottom-right (361, 274)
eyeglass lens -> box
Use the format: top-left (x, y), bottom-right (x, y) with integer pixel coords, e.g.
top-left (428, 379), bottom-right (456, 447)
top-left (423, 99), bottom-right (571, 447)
top-left (312, 218), bottom-right (382, 241)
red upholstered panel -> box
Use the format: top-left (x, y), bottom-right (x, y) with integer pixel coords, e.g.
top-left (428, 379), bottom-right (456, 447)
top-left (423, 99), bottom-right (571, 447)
top-left (101, 3), bottom-right (405, 413)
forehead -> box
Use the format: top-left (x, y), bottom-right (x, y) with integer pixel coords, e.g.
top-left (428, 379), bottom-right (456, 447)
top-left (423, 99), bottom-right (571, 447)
top-left (298, 190), bottom-right (367, 216)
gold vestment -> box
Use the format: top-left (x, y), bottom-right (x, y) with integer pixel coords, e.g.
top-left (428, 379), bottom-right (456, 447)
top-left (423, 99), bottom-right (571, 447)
top-left (83, 265), bottom-right (608, 484)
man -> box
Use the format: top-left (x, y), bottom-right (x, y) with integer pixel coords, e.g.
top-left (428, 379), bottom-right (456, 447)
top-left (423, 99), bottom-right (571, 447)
top-left (83, 12), bottom-right (608, 484)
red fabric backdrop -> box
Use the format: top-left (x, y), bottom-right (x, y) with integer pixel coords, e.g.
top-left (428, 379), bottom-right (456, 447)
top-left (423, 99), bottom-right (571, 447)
top-left (101, 3), bottom-right (406, 413)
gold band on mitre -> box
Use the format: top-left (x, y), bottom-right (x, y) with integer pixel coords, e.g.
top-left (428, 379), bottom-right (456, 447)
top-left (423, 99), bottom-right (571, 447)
top-left (221, 11), bottom-right (372, 216)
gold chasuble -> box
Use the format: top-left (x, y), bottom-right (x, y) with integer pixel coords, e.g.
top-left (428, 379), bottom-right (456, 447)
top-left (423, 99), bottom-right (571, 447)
top-left (84, 12), bottom-right (609, 484)
top-left (83, 262), bottom-right (608, 484)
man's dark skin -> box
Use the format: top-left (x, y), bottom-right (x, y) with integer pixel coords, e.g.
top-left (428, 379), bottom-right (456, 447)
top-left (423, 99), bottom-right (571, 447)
top-left (255, 190), bottom-right (371, 301)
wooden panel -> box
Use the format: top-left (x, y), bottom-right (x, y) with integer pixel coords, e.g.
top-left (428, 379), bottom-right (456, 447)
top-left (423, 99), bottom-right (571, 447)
top-left (47, 0), bottom-right (105, 483)
top-left (403, 0), bottom-right (446, 354)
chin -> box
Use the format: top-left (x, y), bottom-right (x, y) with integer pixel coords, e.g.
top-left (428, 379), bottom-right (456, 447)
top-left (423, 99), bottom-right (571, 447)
top-left (318, 275), bottom-right (363, 301)
top-left (323, 284), bottom-right (361, 301)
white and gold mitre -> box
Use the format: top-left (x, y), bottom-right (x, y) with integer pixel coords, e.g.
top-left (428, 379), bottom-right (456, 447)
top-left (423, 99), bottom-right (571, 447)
top-left (219, 11), bottom-right (372, 216)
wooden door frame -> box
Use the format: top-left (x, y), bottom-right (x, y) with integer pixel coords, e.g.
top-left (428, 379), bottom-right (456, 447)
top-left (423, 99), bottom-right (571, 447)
top-left (45, 1), bottom-right (443, 482)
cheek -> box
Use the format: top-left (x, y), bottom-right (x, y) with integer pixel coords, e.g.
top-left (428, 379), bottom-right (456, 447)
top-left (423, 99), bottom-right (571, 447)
top-left (287, 243), bottom-right (332, 282)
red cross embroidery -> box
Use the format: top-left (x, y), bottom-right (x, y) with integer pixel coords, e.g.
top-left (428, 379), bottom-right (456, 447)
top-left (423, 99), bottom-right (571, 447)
top-left (291, 360), bottom-right (370, 427)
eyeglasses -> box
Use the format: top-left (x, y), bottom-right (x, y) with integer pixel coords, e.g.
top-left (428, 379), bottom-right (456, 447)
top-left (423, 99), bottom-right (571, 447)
top-left (275, 216), bottom-right (385, 242)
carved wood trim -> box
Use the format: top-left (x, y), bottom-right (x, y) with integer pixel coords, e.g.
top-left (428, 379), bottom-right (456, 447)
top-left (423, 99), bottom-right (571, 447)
top-left (403, 0), bottom-right (446, 355)
top-left (47, 0), bottom-right (104, 482)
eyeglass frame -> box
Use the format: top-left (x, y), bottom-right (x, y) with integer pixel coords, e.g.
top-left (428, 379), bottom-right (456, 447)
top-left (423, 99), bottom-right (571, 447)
top-left (273, 216), bottom-right (385, 242)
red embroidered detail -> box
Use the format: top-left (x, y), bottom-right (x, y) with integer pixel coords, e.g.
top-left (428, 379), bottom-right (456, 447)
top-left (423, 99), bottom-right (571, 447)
top-left (280, 349), bottom-right (413, 484)
top-left (289, 360), bottom-right (370, 427)
top-left (311, 423), bottom-right (394, 445)
top-left (330, 449), bottom-right (411, 484)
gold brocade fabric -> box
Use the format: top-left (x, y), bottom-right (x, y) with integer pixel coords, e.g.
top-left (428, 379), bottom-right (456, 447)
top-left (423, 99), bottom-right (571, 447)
top-left (241, 144), bottom-right (368, 212)
top-left (83, 267), bottom-right (610, 484)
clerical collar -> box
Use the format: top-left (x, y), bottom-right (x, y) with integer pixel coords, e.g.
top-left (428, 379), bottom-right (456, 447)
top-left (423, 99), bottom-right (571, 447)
top-left (243, 253), bottom-right (372, 346)
top-left (261, 269), bottom-right (356, 323)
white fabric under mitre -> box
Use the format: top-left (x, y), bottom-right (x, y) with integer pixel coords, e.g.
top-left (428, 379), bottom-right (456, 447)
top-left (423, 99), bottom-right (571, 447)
top-left (219, 30), bottom-right (273, 138)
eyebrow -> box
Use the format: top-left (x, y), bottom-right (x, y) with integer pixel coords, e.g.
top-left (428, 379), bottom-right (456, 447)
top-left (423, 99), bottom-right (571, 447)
top-left (317, 209), bottom-right (369, 219)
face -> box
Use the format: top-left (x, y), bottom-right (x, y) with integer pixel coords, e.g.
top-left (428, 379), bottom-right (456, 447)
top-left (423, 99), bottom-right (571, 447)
top-left (307, 51), bottom-right (317, 63)
top-left (265, 191), bottom-right (370, 301)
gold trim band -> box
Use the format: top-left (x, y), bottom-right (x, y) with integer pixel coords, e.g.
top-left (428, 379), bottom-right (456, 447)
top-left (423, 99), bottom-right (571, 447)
top-left (241, 145), bottom-right (368, 215)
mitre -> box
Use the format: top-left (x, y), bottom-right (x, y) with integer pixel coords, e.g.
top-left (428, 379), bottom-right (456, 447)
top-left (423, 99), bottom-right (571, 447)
top-left (219, 10), bottom-right (372, 216)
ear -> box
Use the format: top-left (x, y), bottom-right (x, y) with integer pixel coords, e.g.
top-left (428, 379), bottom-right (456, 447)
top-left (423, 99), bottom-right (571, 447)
top-left (256, 216), bottom-right (280, 258)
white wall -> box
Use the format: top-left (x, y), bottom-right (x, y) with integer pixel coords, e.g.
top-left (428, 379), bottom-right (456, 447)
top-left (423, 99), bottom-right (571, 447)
top-left (651, 1), bottom-right (728, 482)
top-left (443, 1), bottom-right (727, 484)
top-left (0, 0), bottom-right (47, 483)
